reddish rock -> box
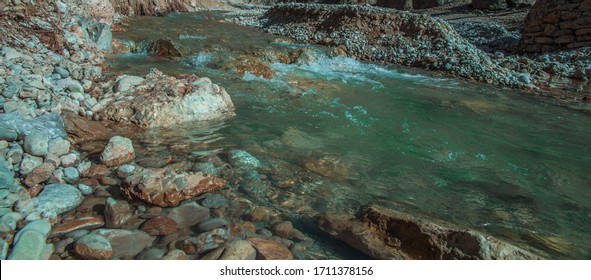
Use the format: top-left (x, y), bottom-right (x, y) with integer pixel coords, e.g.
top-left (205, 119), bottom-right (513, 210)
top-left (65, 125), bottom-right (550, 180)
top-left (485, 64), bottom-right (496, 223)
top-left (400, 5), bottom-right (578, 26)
top-left (74, 233), bottom-right (113, 260)
top-left (100, 177), bottom-right (118, 186)
top-left (27, 185), bottom-right (44, 197)
top-left (140, 216), bottom-right (178, 236)
top-left (104, 198), bottom-right (133, 229)
top-left (247, 237), bottom-right (293, 260)
top-left (25, 163), bottom-right (55, 187)
top-left (247, 207), bottom-right (269, 222)
top-left (121, 167), bottom-right (225, 207)
top-left (272, 221), bottom-right (294, 238)
top-left (51, 217), bottom-right (105, 237)
top-left (83, 164), bottom-right (109, 179)
top-left (63, 111), bottom-right (115, 144)
top-left (100, 136), bottom-right (135, 167)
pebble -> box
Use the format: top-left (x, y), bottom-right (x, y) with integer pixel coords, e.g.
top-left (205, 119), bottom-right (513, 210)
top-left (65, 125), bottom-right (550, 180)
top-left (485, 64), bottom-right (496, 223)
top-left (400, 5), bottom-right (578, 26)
top-left (77, 184), bottom-right (94, 195)
top-left (8, 230), bottom-right (47, 260)
top-left (74, 233), bottom-right (113, 260)
top-left (24, 133), bottom-right (49, 156)
top-left (63, 167), bottom-right (80, 183)
top-left (104, 197), bottom-right (133, 228)
top-left (36, 184), bottom-right (84, 215)
top-left (248, 237), bottom-right (293, 260)
top-left (196, 218), bottom-right (229, 233)
top-left (166, 201), bottom-right (210, 227)
top-left (24, 162), bottom-right (55, 187)
top-left (219, 239), bottom-right (257, 260)
top-left (60, 153), bottom-right (77, 167)
top-left (48, 138), bottom-right (70, 157)
top-left (272, 221), bottom-right (294, 238)
top-left (20, 154), bottom-right (43, 175)
top-left (116, 164), bottom-right (135, 178)
top-left (100, 136), bottom-right (135, 167)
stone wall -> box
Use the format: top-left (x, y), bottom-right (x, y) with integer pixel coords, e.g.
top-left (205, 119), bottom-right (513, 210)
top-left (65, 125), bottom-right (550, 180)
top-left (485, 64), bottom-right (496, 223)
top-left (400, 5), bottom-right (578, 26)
top-left (520, 0), bottom-right (591, 52)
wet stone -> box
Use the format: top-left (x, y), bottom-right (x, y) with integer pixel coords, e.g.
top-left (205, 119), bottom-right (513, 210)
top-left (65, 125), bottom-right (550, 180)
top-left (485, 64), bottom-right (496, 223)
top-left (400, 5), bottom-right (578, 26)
top-left (192, 162), bottom-right (218, 175)
top-left (201, 193), bottom-right (228, 209)
top-left (104, 197), bottom-right (132, 229)
top-left (0, 128), bottom-right (17, 142)
top-left (228, 150), bottom-right (260, 170)
top-left (248, 237), bottom-right (293, 260)
top-left (94, 229), bottom-right (154, 259)
top-left (50, 217), bottom-right (105, 237)
top-left (196, 218), bottom-right (229, 233)
top-left (140, 216), bottom-right (177, 236)
top-left (136, 247), bottom-right (165, 260)
top-left (272, 221), bottom-right (294, 238)
top-left (219, 239), bottom-right (257, 260)
top-left (77, 184), bottom-right (94, 195)
top-left (74, 233), bottom-right (113, 260)
top-left (116, 164), bottom-right (135, 178)
top-left (36, 184), bottom-right (83, 215)
top-left (8, 230), bottom-right (47, 260)
top-left (166, 201), bottom-right (210, 228)
top-left (100, 136), bottom-right (135, 167)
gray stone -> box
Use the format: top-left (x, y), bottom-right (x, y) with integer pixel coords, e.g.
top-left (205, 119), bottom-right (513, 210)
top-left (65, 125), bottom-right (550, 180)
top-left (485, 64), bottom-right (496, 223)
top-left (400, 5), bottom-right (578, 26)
top-left (104, 197), bottom-right (132, 228)
top-left (7, 144), bottom-right (23, 164)
top-left (196, 218), bottom-right (229, 233)
top-left (54, 66), bottom-right (70, 78)
top-left (36, 184), bottom-right (84, 215)
top-left (0, 128), bottom-right (17, 141)
top-left (14, 219), bottom-right (51, 243)
top-left (0, 212), bottom-right (22, 231)
top-left (94, 229), bottom-right (154, 259)
top-left (166, 201), bottom-right (210, 228)
top-left (2, 84), bottom-right (19, 98)
top-left (8, 230), bottom-right (47, 260)
top-left (66, 229), bottom-right (90, 240)
top-left (0, 238), bottom-right (7, 260)
top-left (0, 190), bottom-right (8, 200)
top-left (75, 233), bottom-right (113, 260)
top-left (116, 75), bottom-right (145, 92)
top-left (219, 239), bottom-right (257, 260)
top-left (20, 154), bottom-right (43, 175)
top-left (228, 150), bottom-right (260, 169)
top-left (14, 197), bottom-right (37, 216)
top-left (116, 164), bottom-right (136, 178)
top-left (192, 162), bottom-right (218, 175)
top-left (63, 167), bottom-right (80, 183)
top-left (24, 133), bottom-right (49, 156)
top-left (78, 184), bottom-right (94, 195)
top-left (48, 138), bottom-right (70, 157)
top-left (201, 194), bottom-right (228, 209)
top-left (136, 247), bottom-right (165, 260)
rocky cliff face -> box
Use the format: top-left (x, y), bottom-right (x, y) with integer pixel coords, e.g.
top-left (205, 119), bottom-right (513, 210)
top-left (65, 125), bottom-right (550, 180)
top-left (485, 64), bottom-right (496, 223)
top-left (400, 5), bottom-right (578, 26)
top-left (520, 0), bottom-right (591, 52)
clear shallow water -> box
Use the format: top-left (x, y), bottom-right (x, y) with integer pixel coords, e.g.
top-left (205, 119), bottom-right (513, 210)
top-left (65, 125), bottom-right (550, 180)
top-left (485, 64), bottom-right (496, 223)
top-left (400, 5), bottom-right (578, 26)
top-left (108, 12), bottom-right (591, 259)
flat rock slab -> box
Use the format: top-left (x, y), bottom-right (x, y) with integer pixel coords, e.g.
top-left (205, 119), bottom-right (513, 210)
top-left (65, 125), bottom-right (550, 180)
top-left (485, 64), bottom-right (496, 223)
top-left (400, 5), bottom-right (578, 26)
top-left (248, 237), bottom-right (293, 260)
top-left (51, 216), bottom-right (105, 237)
top-left (319, 205), bottom-right (543, 260)
top-left (36, 184), bottom-right (84, 215)
top-left (94, 229), bottom-right (154, 259)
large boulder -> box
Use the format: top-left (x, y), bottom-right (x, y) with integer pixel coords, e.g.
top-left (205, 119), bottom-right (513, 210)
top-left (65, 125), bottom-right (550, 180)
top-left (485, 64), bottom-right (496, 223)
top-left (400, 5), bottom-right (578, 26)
top-left (95, 69), bottom-right (235, 128)
top-left (121, 166), bottom-right (225, 207)
top-left (319, 205), bottom-right (543, 260)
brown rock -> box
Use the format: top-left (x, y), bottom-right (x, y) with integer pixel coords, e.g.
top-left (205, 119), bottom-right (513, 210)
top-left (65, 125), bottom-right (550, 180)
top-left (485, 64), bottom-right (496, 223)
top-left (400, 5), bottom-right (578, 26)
top-left (318, 205), bottom-right (543, 260)
top-left (25, 163), bottom-right (55, 187)
top-left (83, 164), bottom-right (109, 179)
top-left (247, 207), bottom-right (269, 222)
top-left (272, 221), bottom-right (293, 238)
top-left (27, 185), bottom-right (44, 197)
top-left (100, 177), bottom-right (118, 186)
top-left (100, 136), bottom-right (135, 167)
top-left (74, 233), bottom-right (113, 260)
top-left (140, 216), bottom-right (178, 236)
top-left (247, 237), bottom-right (293, 260)
top-left (51, 216), bottom-right (105, 237)
top-left (121, 167), bottom-right (225, 207)
top-left (220, 239), bottom-right (257, 260)
top-left (230, 56), bottom-right (276, 79)
top-left (63, 111), bottom-right (115, 144)
top-left (104, 198), bottom-right (133, 228)
top-left (162, 249), bottom-right (189, 260)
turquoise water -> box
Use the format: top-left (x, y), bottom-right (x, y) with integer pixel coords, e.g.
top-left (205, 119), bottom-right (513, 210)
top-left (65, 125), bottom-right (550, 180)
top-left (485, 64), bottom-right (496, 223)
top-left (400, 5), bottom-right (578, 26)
top-left (107, 12), bottom-right (591, 259)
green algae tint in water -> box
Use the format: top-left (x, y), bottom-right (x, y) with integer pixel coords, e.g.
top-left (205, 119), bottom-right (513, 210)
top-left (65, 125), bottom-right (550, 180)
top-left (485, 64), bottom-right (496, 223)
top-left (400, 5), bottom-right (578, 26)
top-left (107, 12), bottom-right (591, 259)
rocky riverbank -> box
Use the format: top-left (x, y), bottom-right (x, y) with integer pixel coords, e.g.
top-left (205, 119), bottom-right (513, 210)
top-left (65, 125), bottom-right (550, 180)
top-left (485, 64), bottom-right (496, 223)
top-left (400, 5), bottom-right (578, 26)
top-left (229, 3), bottom-right (591, 101)
top-left (0, 1), bottom-right (561, 260)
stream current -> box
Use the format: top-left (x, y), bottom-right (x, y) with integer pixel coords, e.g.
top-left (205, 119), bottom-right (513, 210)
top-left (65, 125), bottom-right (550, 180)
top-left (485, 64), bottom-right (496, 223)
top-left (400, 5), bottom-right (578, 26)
top-left (106, 12), bottom-right (591, 259)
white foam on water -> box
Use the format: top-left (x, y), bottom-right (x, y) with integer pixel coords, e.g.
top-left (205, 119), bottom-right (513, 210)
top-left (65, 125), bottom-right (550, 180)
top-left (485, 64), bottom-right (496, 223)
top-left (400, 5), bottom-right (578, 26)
top-left (179, 34), bottom-right (207, 40)
top-left (184, 52), bottom-right (217, 67)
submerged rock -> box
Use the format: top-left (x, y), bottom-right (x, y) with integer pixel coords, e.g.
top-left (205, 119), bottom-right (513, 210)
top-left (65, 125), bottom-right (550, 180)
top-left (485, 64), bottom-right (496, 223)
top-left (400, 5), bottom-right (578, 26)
top-left (74, 233), bottom-right (113, 260)
top-left (219, 239), bottom-right (257, 260)
top-left (121, 167), bottom-right (225, 207)
top-left (36, 184), bottom-right (84, 215)
top-left (94, 229), bottom-right (154, 259)
top-left (248, 237), bottom-right (294, 260)
top-left (318, 205), bottom-right (543, 260)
